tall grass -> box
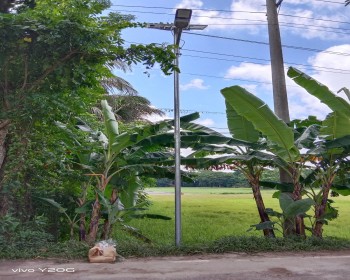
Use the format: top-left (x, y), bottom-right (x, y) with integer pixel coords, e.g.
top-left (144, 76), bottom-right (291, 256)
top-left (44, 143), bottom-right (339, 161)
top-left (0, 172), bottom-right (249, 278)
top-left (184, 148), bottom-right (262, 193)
top-left (114, 187), bottom-right (350, 245)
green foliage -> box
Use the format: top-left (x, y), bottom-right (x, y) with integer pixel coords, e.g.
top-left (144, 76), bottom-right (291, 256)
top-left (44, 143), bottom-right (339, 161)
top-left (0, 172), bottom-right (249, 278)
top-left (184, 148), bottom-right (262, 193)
top-left (225, 100), bottom-right (259, 142)
top-left (156, 171), bottom-right (249, 188)
top-left (2, 190), bottom-right (350, 259)
top-left (0, 0), bottom-right (179, 243)
top-left (278, 193), bottom-right (314, 218)
top-left (0, 214), bottom-right (54, 257)
top-left (221, 86), bottom-right (299, 162)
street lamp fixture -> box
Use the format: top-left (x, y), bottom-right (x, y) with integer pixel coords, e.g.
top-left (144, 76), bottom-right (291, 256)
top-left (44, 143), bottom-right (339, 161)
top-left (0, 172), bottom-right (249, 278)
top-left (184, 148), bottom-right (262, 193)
top-left (147, 9), bottom-right (207, 247)
top-left (174, 9), bottom-right (192, 29)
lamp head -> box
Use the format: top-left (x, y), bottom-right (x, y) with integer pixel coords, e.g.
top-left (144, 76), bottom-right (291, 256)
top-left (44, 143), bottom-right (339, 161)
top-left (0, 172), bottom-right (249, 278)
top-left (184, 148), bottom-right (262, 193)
top-left (174, 9), bottom-right (192, 29)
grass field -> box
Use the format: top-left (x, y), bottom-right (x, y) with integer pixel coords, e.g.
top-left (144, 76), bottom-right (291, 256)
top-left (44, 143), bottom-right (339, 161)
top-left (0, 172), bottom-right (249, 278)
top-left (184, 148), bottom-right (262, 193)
top-left (115, 187), bottom-right (350, 245)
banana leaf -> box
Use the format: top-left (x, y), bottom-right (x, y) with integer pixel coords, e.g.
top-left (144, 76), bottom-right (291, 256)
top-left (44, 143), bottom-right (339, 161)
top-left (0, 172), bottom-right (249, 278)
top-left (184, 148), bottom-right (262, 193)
top-left (326, 135), bottom-right (350, 150)
top-left (221, 86), bottom-right (299, 161)
top-left (108, 110), bottom-right (200, 154)
top-left (181, 151), bottom-right (284, 170)
top-left (279, 193), bottom-right (314, 218)
top-left (320, 112), bottom-right (350, 140)
top-left (225, 100), bottom-right (259, 142)
top-left (181, 121), bottom-right (223, 136)
top-left (288, 67), bottom-right (350, 118)
top-left (119, 176), bottom-right (141, 209)
top-left (294, 124), bottom-right (320, 149)
top-left (332, 185), bottom-right (350, 196)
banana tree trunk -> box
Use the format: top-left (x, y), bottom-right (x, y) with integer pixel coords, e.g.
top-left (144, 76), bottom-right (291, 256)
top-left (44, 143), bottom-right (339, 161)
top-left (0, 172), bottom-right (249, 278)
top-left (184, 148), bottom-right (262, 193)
top-left (101, 188), bottom-right (118, 240)
top-left (0, 120), bottom-right (10, 217)
top-left (79, 213), bottom-right (86, 241)
top-left (313, 181), bottom-right (333, 238)
top-left (78, 184), bottom-right (88, 241)
top-left (87, 196), bottom-right (101, 242)
top-left (293, 180), bottom-right (305, 237)
top-left (250, 177), bottom-right (275, 238)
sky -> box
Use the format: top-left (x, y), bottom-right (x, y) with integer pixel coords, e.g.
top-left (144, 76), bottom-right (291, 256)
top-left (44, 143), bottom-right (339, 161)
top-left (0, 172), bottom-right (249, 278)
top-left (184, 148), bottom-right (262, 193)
top-left (109, 0), bottom-right (350, 136)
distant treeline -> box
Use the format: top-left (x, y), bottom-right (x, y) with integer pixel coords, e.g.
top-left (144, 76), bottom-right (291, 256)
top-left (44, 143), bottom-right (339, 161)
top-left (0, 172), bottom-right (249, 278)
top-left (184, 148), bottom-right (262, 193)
top-left (156, 169), bottom-right (279, 188)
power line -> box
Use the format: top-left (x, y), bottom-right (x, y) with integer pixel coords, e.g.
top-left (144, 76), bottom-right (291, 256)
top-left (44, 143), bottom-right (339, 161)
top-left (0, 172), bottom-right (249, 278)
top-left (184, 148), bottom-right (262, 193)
top-left (124, 41), bottom-right (350, 74)
top-left (181, 48), bottom-right (271, 62)
top-left (312, 0), bottom-right (344, 4)
top-left (108, 8), bottom-right (350, 40)
top-left (110, 4), bottom-right (266, 15)
top-left (182, 54), bottom-right (350, 74)
top-left (182, 72), bottom-right (294, 87)
top-left (109, 5), bottom-right (350, 25)
top-left (111, 9), bottom-right (268, 22)
top-left (159, 108), bottom-right (226, 115)
top-left (112, 10), bottom-right (350, 32)
top-left (112, 8), bottom-right (350, 32)
top-left (184, 32), bottom-right (350, 56)
top-left (110, 8), bottom-right (350, 33)
top-left (205, 22), bottom-right (350, 35)
top-left (182, 49), bottom-right (350, 73)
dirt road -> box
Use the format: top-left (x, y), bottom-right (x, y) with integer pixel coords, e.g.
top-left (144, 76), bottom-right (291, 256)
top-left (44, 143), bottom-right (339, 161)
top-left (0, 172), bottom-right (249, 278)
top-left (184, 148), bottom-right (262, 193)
top-left (1, 250), bottom-right (350, 280)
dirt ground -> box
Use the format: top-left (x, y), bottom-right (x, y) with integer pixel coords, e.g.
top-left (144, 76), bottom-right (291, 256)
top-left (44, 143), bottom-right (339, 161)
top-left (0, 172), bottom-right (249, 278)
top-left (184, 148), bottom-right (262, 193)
top-left (1, 250), bottom-right (350, 280)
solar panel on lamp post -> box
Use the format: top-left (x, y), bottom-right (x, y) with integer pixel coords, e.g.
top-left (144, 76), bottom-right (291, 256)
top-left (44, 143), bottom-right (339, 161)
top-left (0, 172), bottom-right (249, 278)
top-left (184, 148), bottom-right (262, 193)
top-left (147, 9), bottom-right (207, 247)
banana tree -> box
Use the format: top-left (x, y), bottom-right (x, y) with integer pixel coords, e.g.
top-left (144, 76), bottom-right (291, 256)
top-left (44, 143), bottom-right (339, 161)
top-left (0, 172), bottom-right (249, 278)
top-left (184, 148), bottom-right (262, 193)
top-left (82, 100), bottom-right (201, 241)
top-left (288, 67), bottom-right (350, 237)
top-left (61, 100), bottom-right (225, 242)
top-left (175, 97), bottom-right (294, 237)
top-left (219, 86), bottom-right (318, 237)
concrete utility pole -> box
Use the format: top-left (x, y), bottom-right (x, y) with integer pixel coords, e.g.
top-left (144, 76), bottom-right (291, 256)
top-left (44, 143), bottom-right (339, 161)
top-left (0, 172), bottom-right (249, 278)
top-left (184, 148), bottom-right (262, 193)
top-left (266, 0), bottom-right (290, 122)
top-left (266, 0), bottom-right (296, 236)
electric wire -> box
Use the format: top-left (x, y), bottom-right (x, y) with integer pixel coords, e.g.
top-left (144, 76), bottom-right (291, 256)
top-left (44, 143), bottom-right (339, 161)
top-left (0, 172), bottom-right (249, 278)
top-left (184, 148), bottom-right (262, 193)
top-left (159, 108), bottom-right (226, 115)
top-left (108, 9), bottom-right (350, 41)
top-left (182, 49), bottom-right (350, 73)
top-left (312, 0), bottom-right (344, 4)
top-left (124, 41), bottom-right (350, 74)
top-left (109, 5), bottom-right (350, 25)
top-left (182, 54), bottom-right (350, 75)
top-left (110, 4), bottom-right (266, 15)
top-left (112, 8), bottom-right (350, 33)
top-left (184, 32), bottom-right (350, 56)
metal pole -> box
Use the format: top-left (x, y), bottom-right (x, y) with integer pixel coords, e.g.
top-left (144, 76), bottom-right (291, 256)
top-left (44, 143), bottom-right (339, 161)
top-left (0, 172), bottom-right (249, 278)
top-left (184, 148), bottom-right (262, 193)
top-left (174, 27), bottom-right (182, 246)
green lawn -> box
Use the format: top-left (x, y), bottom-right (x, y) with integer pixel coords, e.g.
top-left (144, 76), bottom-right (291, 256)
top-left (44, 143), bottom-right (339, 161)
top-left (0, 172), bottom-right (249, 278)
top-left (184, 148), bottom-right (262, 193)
top-left (114, 187), bottom-right (350, 245)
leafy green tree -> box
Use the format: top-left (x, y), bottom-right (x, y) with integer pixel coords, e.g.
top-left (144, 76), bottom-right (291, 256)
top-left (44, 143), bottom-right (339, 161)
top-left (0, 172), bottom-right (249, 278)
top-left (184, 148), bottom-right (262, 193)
top-left (0, 0), bottom-right (176, 220)
top-left (92, 95), bottom-right (164, 123)
top-left (0, 0), bottom-right (36, 13)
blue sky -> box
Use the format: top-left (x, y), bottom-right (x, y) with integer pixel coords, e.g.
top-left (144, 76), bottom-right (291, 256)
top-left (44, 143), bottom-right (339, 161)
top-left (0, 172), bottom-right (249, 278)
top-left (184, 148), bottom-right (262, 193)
top-left (109, 0), bottom-right (350, 135)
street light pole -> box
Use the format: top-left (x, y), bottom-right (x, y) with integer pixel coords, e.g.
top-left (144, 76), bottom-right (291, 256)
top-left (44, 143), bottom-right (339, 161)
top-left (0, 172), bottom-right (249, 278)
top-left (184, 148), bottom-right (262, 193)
top-left (173, 27), bottom-right (182, 246)
top-left (148, 9), bottom-right (207, 247)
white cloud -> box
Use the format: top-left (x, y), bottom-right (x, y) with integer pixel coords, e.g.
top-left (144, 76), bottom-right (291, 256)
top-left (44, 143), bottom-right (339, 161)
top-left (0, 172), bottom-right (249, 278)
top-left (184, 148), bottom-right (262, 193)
top-left (307, 44), bottom-right (350, 91)
top-left (176, 0), bottom-right (203, 9)
top-left (287, 87), bottom-right (331, 120)
top-left (194, 118), bottom-right (214, 126)
top-left (287, 45), bottom-right (350, 119)
top-left (175, 0), bottom-right (350, 40)
top-left (222, 61), bottom-right (339, 120)
top-left (176, 0), bottom-right (266, 33)
top-left (144, 113), bottom-right (171, 123)
top-left (280, 2), bottom-right (350, 40)
top-left (180, 78), bottom-right (209, 91)
top-left (225, 63), bottom-right (272, 83)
